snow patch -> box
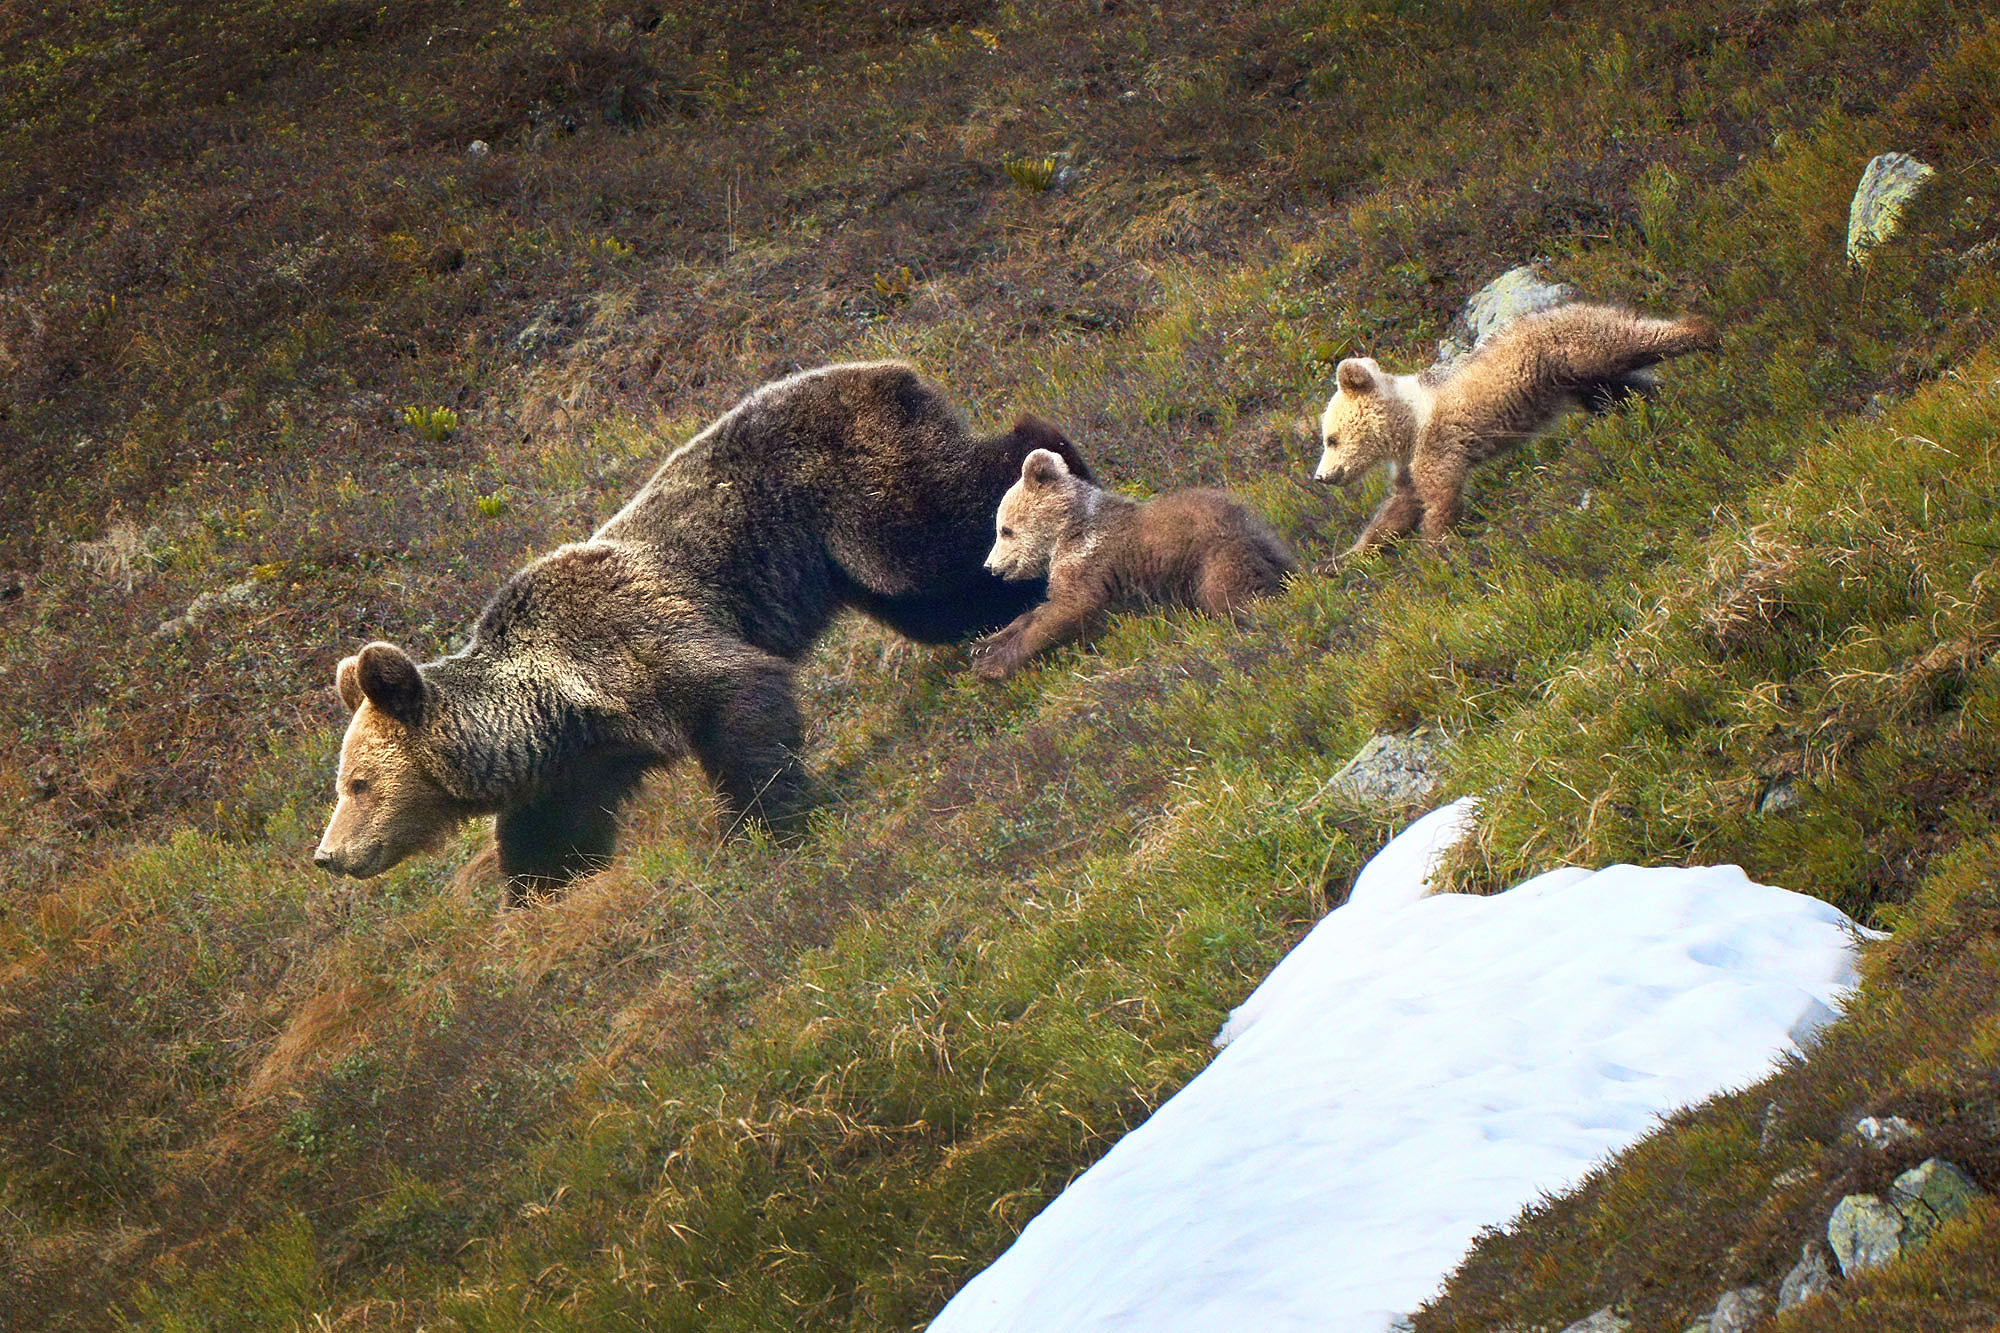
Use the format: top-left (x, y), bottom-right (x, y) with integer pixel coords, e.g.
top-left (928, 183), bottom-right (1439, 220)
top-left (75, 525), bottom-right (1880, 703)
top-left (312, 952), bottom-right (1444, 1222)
top-left (930, 803), bottom-right (1864, 1333)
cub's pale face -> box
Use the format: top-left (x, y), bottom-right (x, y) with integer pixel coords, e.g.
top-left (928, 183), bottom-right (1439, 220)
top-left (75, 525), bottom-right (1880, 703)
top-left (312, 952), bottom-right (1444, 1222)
top-left (1314, 357), bottom-right (1400, 487)
top-left (984, 448), bottom-right (1075, 581)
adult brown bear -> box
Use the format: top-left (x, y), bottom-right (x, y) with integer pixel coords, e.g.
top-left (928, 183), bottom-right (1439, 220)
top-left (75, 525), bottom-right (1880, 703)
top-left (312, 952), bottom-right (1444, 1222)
top-left (313, 361), bottom-right (1093, 904)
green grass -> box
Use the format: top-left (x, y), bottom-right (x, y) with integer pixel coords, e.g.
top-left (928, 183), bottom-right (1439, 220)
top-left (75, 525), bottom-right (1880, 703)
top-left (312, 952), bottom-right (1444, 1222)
top-left (2, 1), bottom-right (1999, 1329)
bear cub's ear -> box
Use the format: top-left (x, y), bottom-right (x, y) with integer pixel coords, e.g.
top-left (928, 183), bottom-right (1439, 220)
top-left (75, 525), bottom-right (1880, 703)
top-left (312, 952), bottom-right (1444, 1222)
top-left (1335, 358), bottom-right (1376, 395)
top-left (1020, 447), bottom-right (1070, 489)
top-left (339, 641), bottom-right (429, 723)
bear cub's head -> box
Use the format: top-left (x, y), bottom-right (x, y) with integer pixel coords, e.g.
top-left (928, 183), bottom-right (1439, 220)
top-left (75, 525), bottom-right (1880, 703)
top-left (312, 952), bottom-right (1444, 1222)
top-left (314, 642), bottom-right (475, 880)
top-left (985, 448), bottom-right (1093, 581)
top-left (1315, 356), bottom-right (1414, 487)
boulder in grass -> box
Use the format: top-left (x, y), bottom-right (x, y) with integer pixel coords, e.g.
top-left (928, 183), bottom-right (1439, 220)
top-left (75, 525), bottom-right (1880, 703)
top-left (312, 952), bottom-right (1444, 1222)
top-left (1889, 1158), bottom-right (1984, 1246)
top-left (1847, 152), bottom-right (1936, 265)
top-left (1827, 1192), bottom-right (1904, 1275)
top-left (1435, 263), bottom-right (1578, 366)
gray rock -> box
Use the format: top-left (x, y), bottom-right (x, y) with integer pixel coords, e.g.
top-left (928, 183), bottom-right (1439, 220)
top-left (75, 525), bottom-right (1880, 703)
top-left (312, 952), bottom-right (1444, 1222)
top-left (1708, 1286), bottom-right (1768, 1333)
top-left (1889, 1157), bottom-right (1983, 1245)
top-left (1777, 1241), bottom-right (1835, 1312)
top-left (1827, 1192), bottom-right (1904, 1275)
top-left (1848, 151), bottom-right (1936, 264)
top-left (1854, 1114), bottom-right (1920, 1150)
top-left (1756, 775), bottom-right (1804, 816)
top-left (1559, 1309), bottom-right (1631, 1333)
top-left (467, 139), bottom-right (491, 158)
top-left (1317, 731), bottom-right (1451, 809)
top-left (1436, 264), bottom-right (1577, 365)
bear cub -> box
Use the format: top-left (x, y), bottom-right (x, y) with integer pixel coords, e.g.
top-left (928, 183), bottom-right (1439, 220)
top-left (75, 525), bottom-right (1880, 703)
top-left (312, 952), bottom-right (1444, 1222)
top-left (971, 449), bottom-right (1295, 680)
top-left (1314, 301), bottom-right (1716, 555)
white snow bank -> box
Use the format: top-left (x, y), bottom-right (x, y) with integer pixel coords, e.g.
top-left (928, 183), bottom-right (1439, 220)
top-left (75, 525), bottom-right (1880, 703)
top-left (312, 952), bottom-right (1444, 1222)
top-left (929, 798), bottom-right (1864, 1333)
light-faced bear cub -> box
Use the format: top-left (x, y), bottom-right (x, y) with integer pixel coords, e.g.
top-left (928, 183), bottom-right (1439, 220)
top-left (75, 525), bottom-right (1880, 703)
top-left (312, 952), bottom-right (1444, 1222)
top-left (1314, 302), bottom-right (1716, 555)
top-left (971, 449), bottom-right (1295, 680)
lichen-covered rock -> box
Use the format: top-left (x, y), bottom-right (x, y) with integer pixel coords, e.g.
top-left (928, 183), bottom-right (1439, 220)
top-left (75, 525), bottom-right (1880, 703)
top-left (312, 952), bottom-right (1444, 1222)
top-left (1317, 731), bottom-right (1451, 808)
top-left (1756, 774), bottom-right (1804, 816)
top-left (1559, 1309), bottom-right (1631, 1333)
top-left (1828, 1192), bottom-right (1904, 1274)
top-left (1435, 263), bottom-right (1577, 364)
top-left (1708, 1286), bottom-right (1769, 1333)
top-left (1778, 1241), bottom-right (1836, 1311)
top-left (1890, 1157), bottom-right (1984, 1245)
top-left (1847, 151), bottom-right (1937, 264)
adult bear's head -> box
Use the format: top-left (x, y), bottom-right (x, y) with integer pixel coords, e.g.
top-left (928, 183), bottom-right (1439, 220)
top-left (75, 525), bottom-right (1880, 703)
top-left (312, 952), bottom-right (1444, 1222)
top-left (314, 642), bottom-right (479, 879)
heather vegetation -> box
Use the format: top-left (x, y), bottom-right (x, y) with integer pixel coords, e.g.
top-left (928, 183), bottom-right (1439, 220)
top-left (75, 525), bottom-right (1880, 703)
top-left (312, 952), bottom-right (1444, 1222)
top-left (2, 1), bottom-right (1997, 1329)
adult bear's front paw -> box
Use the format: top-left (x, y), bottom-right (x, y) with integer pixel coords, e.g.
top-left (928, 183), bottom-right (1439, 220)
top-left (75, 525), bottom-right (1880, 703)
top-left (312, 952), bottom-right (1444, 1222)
top-left (968, 635), bottom-right (1019, 681)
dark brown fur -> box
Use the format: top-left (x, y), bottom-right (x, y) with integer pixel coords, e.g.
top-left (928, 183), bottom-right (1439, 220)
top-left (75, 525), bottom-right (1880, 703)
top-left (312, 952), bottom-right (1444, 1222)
top-left (315, 362), bottom-right (1095, 903)
top-left (971, 449), bottom-right (1294, 680)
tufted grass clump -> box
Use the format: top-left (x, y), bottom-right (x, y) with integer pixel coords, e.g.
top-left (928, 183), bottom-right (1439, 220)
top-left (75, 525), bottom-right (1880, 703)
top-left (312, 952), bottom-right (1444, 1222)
top-left (400, 405), bottom-right (461, 442)
top-left (1001, 154), bottom-right (1058, 194)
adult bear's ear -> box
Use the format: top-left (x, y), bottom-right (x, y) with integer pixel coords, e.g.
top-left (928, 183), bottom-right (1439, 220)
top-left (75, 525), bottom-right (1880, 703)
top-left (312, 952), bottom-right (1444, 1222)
top-left (335, 655), bottom-right (366, 712)
top-left (1021, 447), bottom-right (1069, 489)
top-left (1336, 358), bottom-right (1376, 394)
top-left (353, 641), bottom-right (429, 724)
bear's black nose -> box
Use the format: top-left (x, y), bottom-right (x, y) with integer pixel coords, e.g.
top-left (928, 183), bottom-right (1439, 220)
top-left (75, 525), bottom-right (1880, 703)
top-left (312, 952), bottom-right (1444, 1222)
top-left (312, 850), bottom-right (339, 873)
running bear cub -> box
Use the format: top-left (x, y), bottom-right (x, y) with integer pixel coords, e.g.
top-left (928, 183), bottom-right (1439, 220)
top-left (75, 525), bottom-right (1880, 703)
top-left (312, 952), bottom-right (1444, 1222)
top-left (1314, 302), bottom-right (1716, 554)
top-left (971, 449), bottom-right (1295, 680)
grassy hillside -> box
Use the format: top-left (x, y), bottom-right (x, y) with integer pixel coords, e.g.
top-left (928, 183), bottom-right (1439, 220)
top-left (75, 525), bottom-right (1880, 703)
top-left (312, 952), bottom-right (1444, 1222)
top-left (2, 1), bottom-right (1997, 1329)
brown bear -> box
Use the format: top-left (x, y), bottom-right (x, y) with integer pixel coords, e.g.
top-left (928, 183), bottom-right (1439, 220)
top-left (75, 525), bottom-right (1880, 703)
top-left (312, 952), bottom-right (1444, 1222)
top-left (1313, 302), bottom-right (1716, 555)
top-left (970, 449), bottom-right (1295, 680)
top-left (313, 361), bottom-right (1094, 904)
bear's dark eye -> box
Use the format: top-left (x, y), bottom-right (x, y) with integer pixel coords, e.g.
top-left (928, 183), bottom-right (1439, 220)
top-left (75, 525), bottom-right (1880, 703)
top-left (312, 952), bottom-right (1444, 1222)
top-left (349, 778), bottom-right (371, 796)
top-left (1001, 526), bottom-right (1015, 539)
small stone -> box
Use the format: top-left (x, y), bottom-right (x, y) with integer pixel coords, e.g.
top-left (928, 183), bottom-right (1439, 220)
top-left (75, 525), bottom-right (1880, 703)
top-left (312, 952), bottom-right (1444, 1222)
top-left (1559, 1309), bottom-right (1631, 1333)
top-left (1708, 1286), bottom-right (1769, 1333)
top-left (467, 139), bottom-right (491, 158)
top-left (1777, 1241), bottom-right (1835, 1312)
top-left (1889, 1158), bottom-right (1984, 1246)
top-left (1827, 1192), bottom-right (1904, 1275)
top-left (1848, 151), bottom-right (1936, 264)
top-left (1317, 731), bottom-right (1451, 809)
top-left (1756, 775), bottom-right (1804, 816)
top-left (1854, 1114), bottom-right (1920, 1150)
top-left (1758, 1099), bottom-right (1784, 1150)
top-left (1436, 264), bottom-right (1577, 365)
